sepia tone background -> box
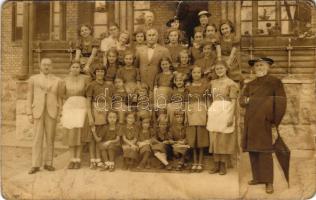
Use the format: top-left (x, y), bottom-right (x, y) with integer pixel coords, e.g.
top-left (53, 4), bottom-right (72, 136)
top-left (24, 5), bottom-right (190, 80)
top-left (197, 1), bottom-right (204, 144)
top-left (1, 1), bottom-right (316, 199)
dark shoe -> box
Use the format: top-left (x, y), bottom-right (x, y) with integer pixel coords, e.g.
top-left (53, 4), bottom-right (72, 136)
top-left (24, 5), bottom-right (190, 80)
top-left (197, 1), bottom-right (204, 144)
top-left (73, 162), bottom-right (81, 169)
top-left (266, 183), bottom-right (274, 194)
top-left (67, 162), bottom-right (75, 169)
top-left (209, 162), bottom-right (220, 174)
top-left (248, 180), bottom-right (261, 185)
top-left (196, 164), bottom-right (203, 173)
top-left (43, 165), bottom-right (55, 171)
top-left (28, 167), bottom-right (40, 174)
top-left (219, 162), bottom-right (227, 175)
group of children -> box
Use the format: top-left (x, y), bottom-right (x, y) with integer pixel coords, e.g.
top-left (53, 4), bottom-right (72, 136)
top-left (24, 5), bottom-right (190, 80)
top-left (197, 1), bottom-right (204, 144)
top-left (63, 10), bottom-right (240, 175)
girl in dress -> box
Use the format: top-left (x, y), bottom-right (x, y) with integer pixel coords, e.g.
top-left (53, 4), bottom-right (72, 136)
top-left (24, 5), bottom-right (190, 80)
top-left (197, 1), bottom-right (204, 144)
top-left (175, 49), bottom-right (193, 83)
top-left (116, 31), bottom-right (131, 66)
top-left (204, 24), bottom-right (219, 45)
top-left (61, 61), bottom-right (90, 169)
top-left (86, 63), bottom-right (114, 169)
top-left (112, 77), bottom-right (128, 124)
top-left (190, 30), bottom-right (204, 63)
top-left (185, 66), bottom-right (210, 173)
top-left (136, 117), bottom-right (155, 169)
top-left (167, 73), bottom-right (187, 123)
top-left (116, 50), bottom-right (141, 105)
top-left (150, 114), bottom-right (173, 170)
top-left (104, 48), bottom-right (119, 85)
top-left (136, 83), bottom-right (153, 122)
top-left (154, 57), bottom-right (174, 113)
top-left (75, 24), bottom-right (99, 76)
top-left (132, 29), bottom-right (146, 52)
top-left (218, 20), bottom-right (241, 82)
top-left (169, 111), bottom-right (190, 171)
top-left (194, 40), bottom-right (217, 80)
top-left (207, 61), bottom-right (238, 175)
top-left (121, 112), bottom-right (139, 170)
top-left (165, 29), bottom-right (185, 67)
top-left (93, 111), bottom-right (121, 172)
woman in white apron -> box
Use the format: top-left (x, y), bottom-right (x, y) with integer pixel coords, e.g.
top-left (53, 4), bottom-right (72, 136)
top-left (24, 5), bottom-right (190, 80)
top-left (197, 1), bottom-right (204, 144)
top-left (61, 61), bottom-right (90, 169)
top-left (207, 60), bottom-right (239, 175)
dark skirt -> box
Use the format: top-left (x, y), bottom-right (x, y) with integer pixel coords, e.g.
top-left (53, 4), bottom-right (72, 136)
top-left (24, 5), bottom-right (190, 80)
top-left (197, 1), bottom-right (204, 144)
top-left (186, 126), bottom-right (209, 148)
top-left (122, 144), bottom-right (139, 160)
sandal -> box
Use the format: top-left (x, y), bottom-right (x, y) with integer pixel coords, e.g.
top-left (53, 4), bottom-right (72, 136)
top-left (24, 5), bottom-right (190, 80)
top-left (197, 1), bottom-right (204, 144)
top-left (89, 162), bottom-right (97, 170)
top-left (196, 164), bottom-right (203, 173)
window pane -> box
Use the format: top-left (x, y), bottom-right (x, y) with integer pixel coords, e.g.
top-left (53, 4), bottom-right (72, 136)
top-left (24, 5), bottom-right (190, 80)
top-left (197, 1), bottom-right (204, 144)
top-left (281, 0), bottom-right (296, 5)
top-left (241, 22), bottom-right (252, 35)
top-left (53, 1), bottom-right (60, 12)
top-left (94, 12), bottom-right (107, 25)
top-left (241, 7), bottom-right (252, 21)
top-left (281, 21), bottom-right (290, 34)
top-left (95, 1), bottom-right (106, 12)
top-left (16, 2), bottom-right (23, 14)
top-left (258, 1), bottom-right (276, 6)
top-left (94, 26), bottom-right (108, 38)
top-left (54, 13), bottom-right (60, 26)
top-left (53, 27), bottom-right (60, 40)
top-left (242, 1), bottom-right (252, 6)
top-left (134, 1), bottom-right (150, 10)
top-left (281, 6), bottom-right (296, 20)
top-left (16, 15), bottom-right (23, 27)
top-left (258, 21), bottom-right (276, 35)
top-left (258, 7), bottom-right (276, 20)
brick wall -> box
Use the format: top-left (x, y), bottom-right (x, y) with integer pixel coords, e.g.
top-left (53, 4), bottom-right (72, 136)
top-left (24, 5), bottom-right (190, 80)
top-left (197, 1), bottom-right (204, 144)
top-left (1, 2), bottom-right (23, 122)
top-left (66, 2), bottom-right (79, 41)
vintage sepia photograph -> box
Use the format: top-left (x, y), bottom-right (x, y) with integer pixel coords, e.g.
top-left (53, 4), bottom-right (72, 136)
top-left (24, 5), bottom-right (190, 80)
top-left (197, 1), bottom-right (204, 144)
top-left (1, 1), bottom-right (316, 199)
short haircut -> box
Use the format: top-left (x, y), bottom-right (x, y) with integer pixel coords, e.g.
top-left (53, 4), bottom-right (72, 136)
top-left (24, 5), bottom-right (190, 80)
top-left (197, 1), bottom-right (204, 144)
top-left (78, 24), bottom-right (93, 37)
top-left (219, 20), bottom-right (235, 35)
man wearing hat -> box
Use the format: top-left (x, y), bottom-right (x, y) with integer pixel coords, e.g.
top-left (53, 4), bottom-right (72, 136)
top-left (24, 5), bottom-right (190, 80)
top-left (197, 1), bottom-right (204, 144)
top-left (194, 10), bottom-right (211, 33)
top-left (240, 57), bottom-right (287, 194)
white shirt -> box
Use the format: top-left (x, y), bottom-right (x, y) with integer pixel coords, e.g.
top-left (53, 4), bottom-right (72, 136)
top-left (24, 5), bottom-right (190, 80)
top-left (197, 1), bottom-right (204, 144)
top-left (147, 44), bottom-right (156, 61)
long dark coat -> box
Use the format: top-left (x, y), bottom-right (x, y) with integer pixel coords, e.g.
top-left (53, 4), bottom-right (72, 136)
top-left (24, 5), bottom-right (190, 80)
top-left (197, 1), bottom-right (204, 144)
top-left (240, 75), bottom-right (287, 152)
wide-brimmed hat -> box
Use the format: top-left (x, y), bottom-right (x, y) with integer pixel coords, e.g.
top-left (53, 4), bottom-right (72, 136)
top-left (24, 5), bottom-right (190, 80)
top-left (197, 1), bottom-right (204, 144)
top-left (248, 57), bottom-right (274, 66)
top-left (166, 16), bottom-right (179, 27)
top-left (198, 10), bottom-right (211, 17)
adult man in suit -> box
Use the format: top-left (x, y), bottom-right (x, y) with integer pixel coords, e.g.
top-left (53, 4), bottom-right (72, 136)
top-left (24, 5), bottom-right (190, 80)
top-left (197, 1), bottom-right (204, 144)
top-left (27, 58), bottom-right (62, 174)
top-left (239, 57), bottom-right (287, 194)
top-left (135, 28), bottom-right (171, 90)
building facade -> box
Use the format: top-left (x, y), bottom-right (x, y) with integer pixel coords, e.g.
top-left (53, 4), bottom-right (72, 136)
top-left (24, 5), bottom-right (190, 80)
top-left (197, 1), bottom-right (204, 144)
top-left (1, 1), bottom-right (316, 152)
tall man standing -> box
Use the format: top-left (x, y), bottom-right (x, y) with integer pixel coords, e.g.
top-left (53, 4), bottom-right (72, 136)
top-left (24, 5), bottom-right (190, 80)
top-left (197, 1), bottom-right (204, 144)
top-left (135, 28), bottom-right (171, 90)
top-left (239, 57), bottom-right (287, 194)
top-left (27, 58), bottom-right (62, 174)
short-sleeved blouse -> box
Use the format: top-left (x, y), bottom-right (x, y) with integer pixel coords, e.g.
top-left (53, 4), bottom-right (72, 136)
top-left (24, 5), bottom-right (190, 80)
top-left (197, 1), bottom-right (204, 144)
top-left (154, 73), bottom-right (174, 87)
top-left (101, 125), bottom-right (121, 142)
top-left (76, 36), bottom-right (100, 57)
top-left (137, 128), bottom-right (155, 142)
top-left (219, 35), bottom-right (240, 56)
top-left (210, 78), bottom-right (239, 101)
top-left (116, 67), bottom-right (140, 83)
top-left (86, 81), bottom-right (113, 103)
top-left (61, 74), bottom-right (89, 98)
top-left (185, 82), bottom-right (209, 103)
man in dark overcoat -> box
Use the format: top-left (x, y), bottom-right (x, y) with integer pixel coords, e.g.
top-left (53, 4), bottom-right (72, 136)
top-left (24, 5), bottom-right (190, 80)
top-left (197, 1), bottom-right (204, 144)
top-left (239, 57), bottom-right (287, 194)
